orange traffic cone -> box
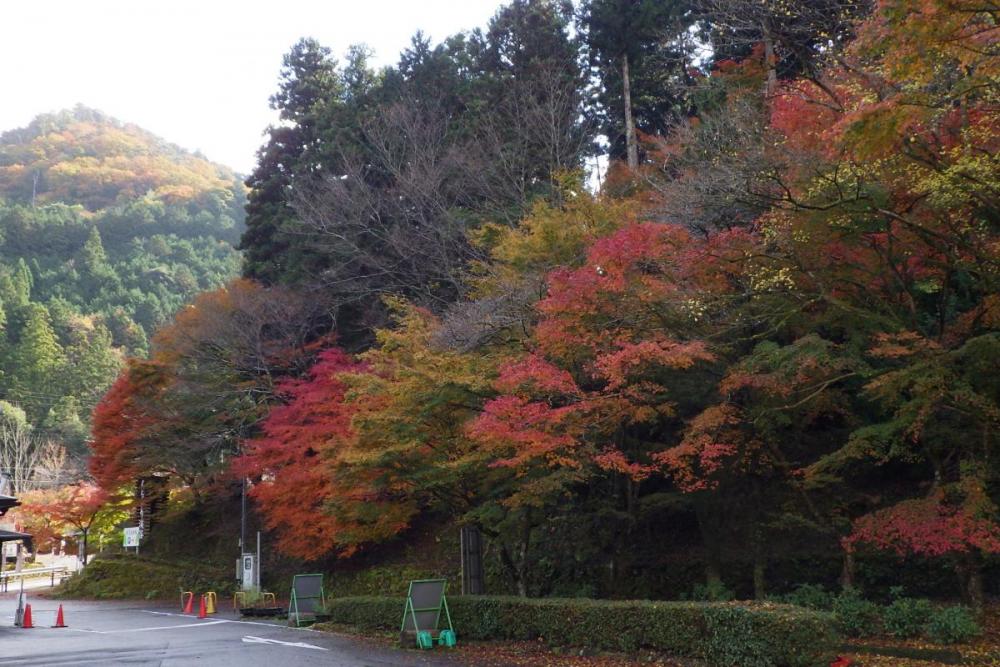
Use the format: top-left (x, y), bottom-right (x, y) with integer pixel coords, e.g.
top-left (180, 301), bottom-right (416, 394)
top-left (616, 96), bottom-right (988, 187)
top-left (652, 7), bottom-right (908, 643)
top-left (182, 592), bottom-right (194, 614)
top-left (197, 595), bottom-right (207, 619)
top-left (22, 604), bottom-right (33, 629)
top-left (52, 604), bottom-right (67, 628)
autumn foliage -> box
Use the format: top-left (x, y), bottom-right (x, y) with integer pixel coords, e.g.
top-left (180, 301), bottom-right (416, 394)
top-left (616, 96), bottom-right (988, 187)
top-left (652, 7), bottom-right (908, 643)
top-left (17, 483), bottom-right (119, 563)
top-left (86, 1), bottom-right (1000, 604)
top-left (89, 367), bottom-right (156, 491)
top-left (233, 348), bottom-right (361, 560)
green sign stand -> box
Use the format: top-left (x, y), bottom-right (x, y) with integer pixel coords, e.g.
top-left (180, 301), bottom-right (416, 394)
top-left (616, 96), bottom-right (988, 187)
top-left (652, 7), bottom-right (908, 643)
top-left (399, 578), bottom-right (456, 649)
top-left (288, 573), bottom-right (325, 627)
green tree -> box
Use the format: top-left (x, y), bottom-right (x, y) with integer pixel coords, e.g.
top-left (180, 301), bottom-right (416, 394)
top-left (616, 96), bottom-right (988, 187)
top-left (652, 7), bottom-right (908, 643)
top-left (12, 258), bottom-right (33, 307)
top-left (79, 226), bottom-right (108, 272)
top-left (42, 395), bottom-right (89, 452)
top-left (63, 321), bottom-right (121, 411)
top-left (240, 38), bottom-right (342, 284)
top-left (7, 304), bottom-right (65, 419)
top-left (581, 0), bottom-right (694, 168)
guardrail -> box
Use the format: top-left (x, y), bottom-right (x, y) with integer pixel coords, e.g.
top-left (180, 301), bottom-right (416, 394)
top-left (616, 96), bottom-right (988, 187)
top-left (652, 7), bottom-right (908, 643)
top-left (0, 566), bottom-right (71, 592)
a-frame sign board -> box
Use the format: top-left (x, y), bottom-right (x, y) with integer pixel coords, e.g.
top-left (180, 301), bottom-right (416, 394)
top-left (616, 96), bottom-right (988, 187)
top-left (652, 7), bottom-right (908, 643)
top-left (399, 578), bottom-right (456, 649)
top-left (288, 573), bottom-right (325, 626)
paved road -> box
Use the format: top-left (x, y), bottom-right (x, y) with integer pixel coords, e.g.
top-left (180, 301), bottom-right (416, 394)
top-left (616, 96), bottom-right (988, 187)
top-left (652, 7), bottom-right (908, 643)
top-left (0, 596), bottom-right (460, 666)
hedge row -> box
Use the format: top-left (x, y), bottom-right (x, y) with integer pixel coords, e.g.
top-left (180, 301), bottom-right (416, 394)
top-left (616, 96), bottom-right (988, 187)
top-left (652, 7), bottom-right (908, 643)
top-left (324, 595), bottom-right (839, 667)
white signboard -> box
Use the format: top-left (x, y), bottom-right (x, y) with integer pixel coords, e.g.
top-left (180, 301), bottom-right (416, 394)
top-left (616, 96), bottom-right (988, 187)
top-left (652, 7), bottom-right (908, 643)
top-left (123, 526), bottom-right (142, 548)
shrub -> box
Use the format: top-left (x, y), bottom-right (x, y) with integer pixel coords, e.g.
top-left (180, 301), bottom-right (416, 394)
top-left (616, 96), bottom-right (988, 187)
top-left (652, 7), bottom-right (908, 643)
top-left (691, 580), bottom-right (735, 602)
top-left (327, 564), bottom-right (458, 597)
top-left (703, 606), bottom-right (776, 667)
top-left (782, 584), bottom-right (834, 611)
top-left (883, 597), bottom-right (933, 638)
top-left (924, 606), bottom-right (981, 644)
top-left (832, 590), bottom-right (882, 638)
top-left (323, 595), bottom-right (839, 667)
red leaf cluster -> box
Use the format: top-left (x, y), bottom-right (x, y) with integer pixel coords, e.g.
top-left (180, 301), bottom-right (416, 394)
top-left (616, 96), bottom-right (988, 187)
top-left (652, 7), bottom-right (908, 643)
top-left (847, 490), bottom-right (1000, 557)
top-left (234, 348), bottom-right (362, 560)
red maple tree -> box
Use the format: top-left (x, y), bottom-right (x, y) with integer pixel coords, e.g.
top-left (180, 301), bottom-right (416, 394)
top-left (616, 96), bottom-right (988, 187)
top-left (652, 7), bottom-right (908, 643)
top-left (233, 347), bottom-right (363, 560)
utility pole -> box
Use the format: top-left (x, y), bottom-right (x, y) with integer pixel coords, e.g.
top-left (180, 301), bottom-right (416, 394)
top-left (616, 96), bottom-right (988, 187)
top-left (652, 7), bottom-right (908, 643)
top-left (240, 477), bottom-right (246, 555)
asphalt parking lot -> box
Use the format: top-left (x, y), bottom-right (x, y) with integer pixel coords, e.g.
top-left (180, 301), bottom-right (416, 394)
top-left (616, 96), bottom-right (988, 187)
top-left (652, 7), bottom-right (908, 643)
top-left (0, 596), bottom-right (460, 666)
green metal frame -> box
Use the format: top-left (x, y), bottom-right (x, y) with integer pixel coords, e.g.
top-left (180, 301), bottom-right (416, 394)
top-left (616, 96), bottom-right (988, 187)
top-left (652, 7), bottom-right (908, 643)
top-left (399, 578), bottom-right (454, 644)
top-left (288, 573), bottom-right (326, 627)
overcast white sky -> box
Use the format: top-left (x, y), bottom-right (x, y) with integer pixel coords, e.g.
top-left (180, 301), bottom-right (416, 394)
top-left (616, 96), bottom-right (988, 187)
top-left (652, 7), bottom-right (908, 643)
top-left (0, 0), bottom-right (504, 174)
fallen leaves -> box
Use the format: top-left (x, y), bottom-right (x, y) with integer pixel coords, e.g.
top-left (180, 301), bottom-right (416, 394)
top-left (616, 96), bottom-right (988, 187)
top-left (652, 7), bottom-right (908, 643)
top-left (843, 604), bottom-right (1000, 667)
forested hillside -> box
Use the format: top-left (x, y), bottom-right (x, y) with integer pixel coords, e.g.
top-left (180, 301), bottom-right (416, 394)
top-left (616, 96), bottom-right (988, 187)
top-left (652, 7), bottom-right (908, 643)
top-left (0, 106), bottom-right (243, 479)
top-left (63, 0), bottom-right (1000, 621)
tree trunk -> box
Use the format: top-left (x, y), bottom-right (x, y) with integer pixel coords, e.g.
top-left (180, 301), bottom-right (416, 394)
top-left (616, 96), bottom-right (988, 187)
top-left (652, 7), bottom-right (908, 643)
top-left (967, 564), bottom-right (984, 612)
top-left (752, 561), bottom-right (766, 600)
top-left (498, 518), bottom-right (532, 597)
top-left (752, 536), bottom-right (767, 601)
top-left (762, 26), bottom-right (777, 97)
top-left (699, 522), bottom-right (724, 588)
top-left (621, 53), bottom-right (638, 170)
top-left (839, 548), bottom-right (856, 591)
top-left (81, 528), bottom-right (89, 566)
top-left (515, 519), bottom-right (531, 597)
top-left (956, 553), bottom-right (984, 611)
top-left (695, 501), bottom-right (725, 590)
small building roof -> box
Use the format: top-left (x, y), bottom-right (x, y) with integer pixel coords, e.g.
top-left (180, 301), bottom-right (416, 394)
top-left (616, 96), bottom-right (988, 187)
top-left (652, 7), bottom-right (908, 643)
top-left (0, 494), bottom-right (19, 517)
top-left (0, 528), bottom-right (32, 551)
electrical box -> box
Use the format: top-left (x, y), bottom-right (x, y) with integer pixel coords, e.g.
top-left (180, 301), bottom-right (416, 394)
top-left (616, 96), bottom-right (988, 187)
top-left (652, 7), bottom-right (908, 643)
top-left (240, 553), bottom-right (257, 591)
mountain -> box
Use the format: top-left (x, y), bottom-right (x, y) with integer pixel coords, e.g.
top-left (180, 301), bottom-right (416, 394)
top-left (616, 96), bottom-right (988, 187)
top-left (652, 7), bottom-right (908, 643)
top-left (0, 105), bottom-right (243, 212)
top-left (0, 106), bottom-right (244, 463)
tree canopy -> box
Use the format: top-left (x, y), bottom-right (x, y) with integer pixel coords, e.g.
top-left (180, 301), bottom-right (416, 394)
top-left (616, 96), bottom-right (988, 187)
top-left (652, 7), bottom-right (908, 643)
top-left (80, 0), bottom-right (1000, 609)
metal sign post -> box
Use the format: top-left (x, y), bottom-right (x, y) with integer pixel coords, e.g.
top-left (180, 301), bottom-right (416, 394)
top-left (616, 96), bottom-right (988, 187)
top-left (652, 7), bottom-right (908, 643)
top-left (400, 579), bottom-right (456, 649)
top-left (287, 574), bottom-right (325, 627)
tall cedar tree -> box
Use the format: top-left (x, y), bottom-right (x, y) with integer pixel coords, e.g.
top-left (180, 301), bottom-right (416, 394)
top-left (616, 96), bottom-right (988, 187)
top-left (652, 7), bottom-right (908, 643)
top-left (240, 39), bottom-right (341, 284)
top-left (581, 0), bottom-right (695, 167)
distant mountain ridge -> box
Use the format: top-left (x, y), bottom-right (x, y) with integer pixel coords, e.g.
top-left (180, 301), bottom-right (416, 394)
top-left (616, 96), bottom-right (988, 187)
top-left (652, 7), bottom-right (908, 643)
top-left (0, 105), bottom-right (242, 212)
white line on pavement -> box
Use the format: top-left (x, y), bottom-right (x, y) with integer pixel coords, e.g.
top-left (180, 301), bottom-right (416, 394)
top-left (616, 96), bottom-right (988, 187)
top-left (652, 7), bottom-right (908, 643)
top-left (242, 635), bottom-right (328, 651)
top-left (142, 609), bottom-right (319, 631)
top-left (64, 619), bottom-right (229, 634)
top-left (110, 619), bottom-right (230, 633)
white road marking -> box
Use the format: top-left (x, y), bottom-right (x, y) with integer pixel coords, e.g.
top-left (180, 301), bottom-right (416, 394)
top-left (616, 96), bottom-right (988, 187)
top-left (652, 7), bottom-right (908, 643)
top-left (110, 619), bottom-right (229, 633)
top-left (142, 609), bottom-right (318, 631)
top-left (242, 635), bottom-right (328, 651)
top-left (62, 619), bottom-right (228, 634)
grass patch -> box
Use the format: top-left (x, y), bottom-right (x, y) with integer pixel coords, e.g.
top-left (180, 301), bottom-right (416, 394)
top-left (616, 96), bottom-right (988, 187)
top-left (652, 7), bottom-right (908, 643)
top-left (54, 554), bottom-right (234, 600)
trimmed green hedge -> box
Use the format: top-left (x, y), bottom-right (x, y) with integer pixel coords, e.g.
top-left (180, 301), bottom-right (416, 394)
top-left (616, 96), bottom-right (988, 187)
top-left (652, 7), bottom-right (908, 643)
top-left (324, 595), bottom-right (838, 667)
